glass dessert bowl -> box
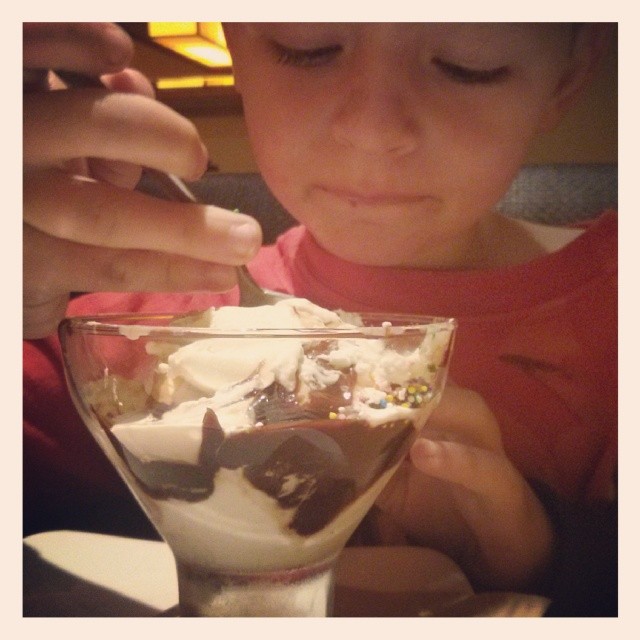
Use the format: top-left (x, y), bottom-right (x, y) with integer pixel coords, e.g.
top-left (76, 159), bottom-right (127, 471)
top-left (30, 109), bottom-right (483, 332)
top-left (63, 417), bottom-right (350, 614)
top-left (59, 299), bottom-right (456, 617)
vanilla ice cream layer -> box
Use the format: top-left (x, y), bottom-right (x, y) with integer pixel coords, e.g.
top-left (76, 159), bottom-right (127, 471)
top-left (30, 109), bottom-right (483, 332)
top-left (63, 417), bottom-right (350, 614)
top-left (155, 465), bottom-right (398, 573)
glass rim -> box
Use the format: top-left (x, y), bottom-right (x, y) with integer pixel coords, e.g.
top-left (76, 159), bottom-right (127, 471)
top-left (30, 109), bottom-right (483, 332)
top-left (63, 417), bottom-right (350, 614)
top-left (59, 311), bottom-right (457, 341)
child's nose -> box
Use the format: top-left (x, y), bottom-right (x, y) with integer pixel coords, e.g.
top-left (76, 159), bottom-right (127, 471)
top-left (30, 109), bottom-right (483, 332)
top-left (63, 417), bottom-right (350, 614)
top-left (330, 68), bottom-right (419, 156)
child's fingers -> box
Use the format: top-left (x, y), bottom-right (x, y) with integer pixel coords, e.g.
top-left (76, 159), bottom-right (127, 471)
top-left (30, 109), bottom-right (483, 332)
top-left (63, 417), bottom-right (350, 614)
top-left (24, 168), bottom-right (263, 266)
top-left (421, 385), bottom-right (504, 453)
top-left (24, 218), bottom-right (250, 340)
top-left (84, 69), bottom-right (157, 189)
top-left (23, 23), bottom-right (133, 75)
top-left (23, 291), bottom-right (71, 341)
top-left (23, 225), bottom-right (240, 303)
top-left (85, 158), bottom-right (143, 190)
top-left (409, 437), bottom-right (520, 506)
top-left (100, 68), bottom-right (156, 99)
top-left (81, 69), bottom-right (157, 190)
top-left (406, 437), bottom-right (556, 591)
top-left (23, 170), bottom-right (262, 265)
top-left (23, 91), bottom-right (208, 180)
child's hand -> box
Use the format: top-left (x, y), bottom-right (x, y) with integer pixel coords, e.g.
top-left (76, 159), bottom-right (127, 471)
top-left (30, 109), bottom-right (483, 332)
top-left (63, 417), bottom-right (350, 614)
top-left (375, 384), bottom-right (556, 591)
top-left (23, 23), bottom-right (262, 339)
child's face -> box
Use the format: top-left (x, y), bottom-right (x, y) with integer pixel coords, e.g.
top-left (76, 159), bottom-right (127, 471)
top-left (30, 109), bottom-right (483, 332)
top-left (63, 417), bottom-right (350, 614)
top-left (225, 23), bottom-right (580, 268)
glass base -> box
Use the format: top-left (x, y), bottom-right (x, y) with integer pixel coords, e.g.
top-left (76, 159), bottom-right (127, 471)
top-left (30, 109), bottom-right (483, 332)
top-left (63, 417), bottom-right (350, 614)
top-left (175, 558), bottom-right (336, 617)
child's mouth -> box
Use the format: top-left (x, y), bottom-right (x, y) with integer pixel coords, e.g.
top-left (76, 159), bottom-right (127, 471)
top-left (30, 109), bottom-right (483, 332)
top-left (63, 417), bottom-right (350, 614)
top-left (318, 185), bottom-right (427, 208)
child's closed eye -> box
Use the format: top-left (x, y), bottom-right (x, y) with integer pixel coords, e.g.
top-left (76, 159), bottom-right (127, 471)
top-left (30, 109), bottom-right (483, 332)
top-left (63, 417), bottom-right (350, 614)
top-left (432, 57), bottom-right (510, 85)
top-left (271, 42), bottom-right (342, 68)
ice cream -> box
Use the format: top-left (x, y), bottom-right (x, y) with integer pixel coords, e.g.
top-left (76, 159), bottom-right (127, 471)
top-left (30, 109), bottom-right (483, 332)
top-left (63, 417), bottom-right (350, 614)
top-left (86, 298), bottom-right (453, 574)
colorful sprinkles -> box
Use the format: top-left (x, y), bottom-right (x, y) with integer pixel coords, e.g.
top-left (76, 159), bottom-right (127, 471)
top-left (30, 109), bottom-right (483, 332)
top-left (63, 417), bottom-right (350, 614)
top-left (372, 382), bottom-right (434, 410)
top-left (328, 379), bottom-right (434, 418)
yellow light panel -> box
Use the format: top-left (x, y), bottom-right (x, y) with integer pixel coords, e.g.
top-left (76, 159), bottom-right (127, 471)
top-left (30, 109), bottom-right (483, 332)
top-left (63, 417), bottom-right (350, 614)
top-left (153, 36), bottom-right (232, 67)
top-left (198, 22), bottom-right (227, 48)
top-left (156, 74), bottom-right (235, 90)
top-left (155, 76), bottom-right (205, 90)
top-left (148, 22), bottom-right (197, 37)
top-left (149, 22), bottom-right (232, 69)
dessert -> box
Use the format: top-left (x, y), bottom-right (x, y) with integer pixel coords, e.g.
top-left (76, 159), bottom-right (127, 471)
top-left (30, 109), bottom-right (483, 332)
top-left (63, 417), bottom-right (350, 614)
top-left (83, 299), bottom-right (453, 575)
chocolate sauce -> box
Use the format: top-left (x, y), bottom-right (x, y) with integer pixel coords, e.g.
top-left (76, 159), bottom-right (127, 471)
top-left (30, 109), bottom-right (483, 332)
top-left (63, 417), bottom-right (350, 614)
top-left (109, 383), bottom-right (417, 536)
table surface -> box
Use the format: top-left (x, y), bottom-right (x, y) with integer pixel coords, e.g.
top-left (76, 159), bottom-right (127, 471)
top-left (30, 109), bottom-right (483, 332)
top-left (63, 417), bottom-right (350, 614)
top-left (23, 530), bottom-right (550, 617)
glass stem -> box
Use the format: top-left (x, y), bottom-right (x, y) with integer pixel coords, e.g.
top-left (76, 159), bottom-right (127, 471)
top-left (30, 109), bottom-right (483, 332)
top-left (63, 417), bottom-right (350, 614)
top-left (175, 557), bottom-right (336, 617)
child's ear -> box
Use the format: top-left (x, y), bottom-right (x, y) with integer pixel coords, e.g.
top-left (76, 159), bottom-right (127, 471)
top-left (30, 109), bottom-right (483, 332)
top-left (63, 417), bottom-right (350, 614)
top-left (537, 23), bottom-right (614, 133)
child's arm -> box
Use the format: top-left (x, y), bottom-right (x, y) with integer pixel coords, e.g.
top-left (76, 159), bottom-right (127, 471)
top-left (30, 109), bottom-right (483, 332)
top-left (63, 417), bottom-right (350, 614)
top-left (376, 385), bottom-right (556, 592)
top-left (376, 384), bottom-right (616, 613)
top-left (23, 23), bottom-right (262, 339)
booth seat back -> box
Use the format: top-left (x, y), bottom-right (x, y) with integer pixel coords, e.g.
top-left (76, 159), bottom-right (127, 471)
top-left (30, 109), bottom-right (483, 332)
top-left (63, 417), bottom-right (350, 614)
top-left (138, 164), bottom-right (617, 244)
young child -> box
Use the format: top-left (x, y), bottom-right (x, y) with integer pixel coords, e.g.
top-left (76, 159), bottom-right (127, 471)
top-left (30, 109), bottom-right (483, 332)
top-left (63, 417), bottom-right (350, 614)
top-left (23, 22), bottom-right (617, 615)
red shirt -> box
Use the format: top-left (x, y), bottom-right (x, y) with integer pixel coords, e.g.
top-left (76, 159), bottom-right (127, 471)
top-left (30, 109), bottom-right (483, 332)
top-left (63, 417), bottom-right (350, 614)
top-left (23, 211), bottom-right (617, 529)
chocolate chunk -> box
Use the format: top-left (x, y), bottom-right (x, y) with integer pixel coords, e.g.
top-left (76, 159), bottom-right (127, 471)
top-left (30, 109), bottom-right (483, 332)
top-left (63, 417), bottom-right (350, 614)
top-left (290, 476), bottom-right (356, 535)
top-left (117, 451), bottom-right (216, 501)
top-left (111, 408), bottom-right (224, 501)
top-left (216, 418), bottom-right (415, 536)
top-left (198, 408), bottom-right (225, 467)
top-left (237, 427), bottom-right (356, 535)
top-left (250, 383), bottom-right (317, 424)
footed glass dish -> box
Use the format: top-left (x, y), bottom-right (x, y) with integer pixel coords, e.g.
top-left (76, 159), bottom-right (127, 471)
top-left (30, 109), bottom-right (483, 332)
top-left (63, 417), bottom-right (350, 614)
top-left (59, 302), bottom-right (456, 616)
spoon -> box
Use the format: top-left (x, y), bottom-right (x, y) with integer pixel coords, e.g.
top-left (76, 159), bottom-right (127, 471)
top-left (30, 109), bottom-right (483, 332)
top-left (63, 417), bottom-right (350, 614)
top-left (49, 69), bottom-right (289, 307)
top-left (139, 171), bottom-right (289, 306)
